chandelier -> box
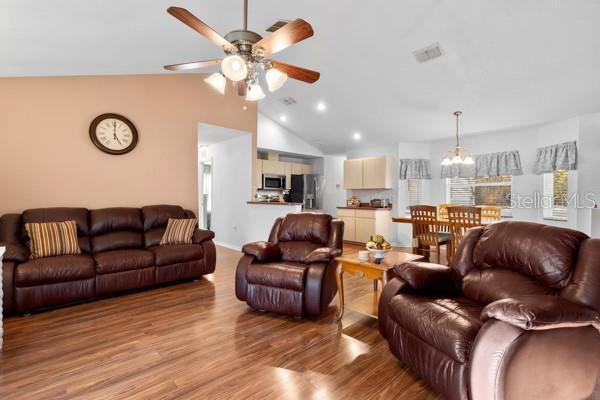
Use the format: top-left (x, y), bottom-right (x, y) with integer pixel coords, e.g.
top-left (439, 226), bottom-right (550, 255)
top-left (441, 111), bottom-right (474, 166)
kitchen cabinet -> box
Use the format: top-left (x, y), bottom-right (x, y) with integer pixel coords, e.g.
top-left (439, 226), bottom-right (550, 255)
top-left (343, 156), bottom-right (394, 190)
top-left (291, 163), bottom-right (304, 175)
top-left (343, 159), bottom-right (364, 189)
top-left (262, 160), bottom-right (285, 175)
top-left (284, 163), bottom-right (292, 190)
top-left (337, 208), bottom-right (392, 244)
top-left (301, 164), bottom-right (313, 174)
top-left (256, 160), bottom-right (263, 189)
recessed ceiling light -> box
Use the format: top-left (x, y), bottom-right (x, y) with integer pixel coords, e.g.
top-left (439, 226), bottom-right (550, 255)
top-left (316, 102), bottom-right (327, 112)
top-left (353, 132), bottom-right (361, 140)
top-left (279, 115), bottom-right (287, 122)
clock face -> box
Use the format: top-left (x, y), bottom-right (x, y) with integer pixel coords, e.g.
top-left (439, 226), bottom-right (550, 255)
top-left (89, 114), bottom-right (138, 155)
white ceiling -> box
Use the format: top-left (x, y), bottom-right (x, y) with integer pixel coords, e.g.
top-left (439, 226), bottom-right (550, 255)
top-left (2, 0), bottom-right (600, 153)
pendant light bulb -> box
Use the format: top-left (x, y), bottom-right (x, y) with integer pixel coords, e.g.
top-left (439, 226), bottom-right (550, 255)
top-left (265, 68), bottom-right (288, 92)
top-left (221, 55), bottom-right (248, 82)
top-left (246, 83), bottom-right (266, 101)
top-left (441, 157), bottom-right (452, 166)
top-left (451, 155), bottom-right (463, 164)
top-left (204, 73), bottom-right (226, 95)
top-left (463, 156), bottom-right (474, 165)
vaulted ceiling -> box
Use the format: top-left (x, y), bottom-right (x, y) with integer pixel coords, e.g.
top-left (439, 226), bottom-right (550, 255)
top-left (2, 0), bottom-right (600, 153)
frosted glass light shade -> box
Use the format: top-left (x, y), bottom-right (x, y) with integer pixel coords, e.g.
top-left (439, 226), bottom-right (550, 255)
top-left (451, 155), bottom-right (463, 164)
top-left (266, 68), bottom-right (288, 92)
top-left (221, 55), bottom-right (248, 82)
top-left (463, 156), bottom-right (474, 165)
top-left (204, 73), bottom-right (226, 95)
top-left (441, 157), bottom-right (452, 166)
top-left (246, 84), bottom-right (265, 101)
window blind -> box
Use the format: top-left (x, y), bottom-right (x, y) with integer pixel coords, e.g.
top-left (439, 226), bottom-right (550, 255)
top-left (544, 170), bottom-right (568, 220)
top-left (447, 176), bottom-right (512, 208)
top-left (407, 179), bottom-right (424, 206)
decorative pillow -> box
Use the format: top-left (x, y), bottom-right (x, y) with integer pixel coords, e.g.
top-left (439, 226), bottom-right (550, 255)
top-left (24, 220), bottom-right (81, 259)
top-left (160, 218), bottom-right (197, 245)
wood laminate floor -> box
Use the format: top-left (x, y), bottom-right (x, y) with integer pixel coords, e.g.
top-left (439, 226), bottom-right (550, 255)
top-left (0, 245), bottom-right (440, 400)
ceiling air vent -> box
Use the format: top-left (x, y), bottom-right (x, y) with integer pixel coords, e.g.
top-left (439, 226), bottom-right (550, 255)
top-left (279, 97), bottom-right (297, 106)
top-left (266, 20), bottom-right (292, 33)
top-left (413, 43), bottom-right (444, 63)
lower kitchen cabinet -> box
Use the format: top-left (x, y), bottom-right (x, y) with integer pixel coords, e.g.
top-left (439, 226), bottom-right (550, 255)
top-left (337, 208), bottom-right (392, 244)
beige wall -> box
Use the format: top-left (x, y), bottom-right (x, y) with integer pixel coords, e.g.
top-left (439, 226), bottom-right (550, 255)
top-left (0, 74), bottom-right (257, 215)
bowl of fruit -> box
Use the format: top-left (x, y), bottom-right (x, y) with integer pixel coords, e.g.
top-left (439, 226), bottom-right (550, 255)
top-left (366, 234), bottom-right (392, 260)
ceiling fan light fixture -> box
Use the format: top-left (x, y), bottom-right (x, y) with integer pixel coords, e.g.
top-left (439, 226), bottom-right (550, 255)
top-left (204, 72), bottom-right (227, 95)
top-left (221, 55), bottom-right (248, 82)
top-left (266, 67), bottom-right (288, 92)
top-left (246, 83), bottom-right (266, 101)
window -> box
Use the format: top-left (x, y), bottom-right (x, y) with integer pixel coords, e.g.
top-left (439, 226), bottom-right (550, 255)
top-left (543, 170), bottom-right (568, 221)
top-left (446, 176), bottom-right (513, 210)
top-left (406, 179), bottom-right (424, 210)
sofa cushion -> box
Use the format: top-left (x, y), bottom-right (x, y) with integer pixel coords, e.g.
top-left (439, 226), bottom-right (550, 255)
top-left (15, 255), bottom-right (94, 287)
top-left (94, 249), bottom-right (154, 274)
top-left (246, 262), bottom-right (307, 291)
top-left (388, 294), bottom-right (483, 363)
top-left (150, 244), bottom-right (203, 266)
top-left (278, 213), bottom-right (332, 245)
top-left (22, 208), bottom-right (91, 253)
top-left (160, 218), bottom-right (197, 245)
top-left (279, 241), bottom-right (322, 263)
top-left (462, 268), bottom-right (555, 305)
top-left (91, 231), bottom-right (144, 253)
top-left (142, 205), bottom-right (188, 248)
top-left (473, 221), bottom-right (588, 288)
top-left (90, 208), bottom-right (143, 235)
top-left (24, 220), bottom-right (81, 259)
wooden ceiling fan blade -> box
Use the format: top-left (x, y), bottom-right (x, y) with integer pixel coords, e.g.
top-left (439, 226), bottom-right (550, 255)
top-left (253, 19), bottom-right (314, 56)
top-left (270, 60), bottom-right (320, 84)
top-left (167, 7), bottom-right (235, 51)
top-left (164, 59), bottom-right (221, 71)
top-left (237, 81), bottom-right (248, 97)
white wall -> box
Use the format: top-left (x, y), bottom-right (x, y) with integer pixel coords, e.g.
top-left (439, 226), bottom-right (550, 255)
top-left (206, 133), bottom-right (253, 249)
top-left (322, 155), bottom-right (347, 217)
top-left (257, 113), bottom-right (324, 157)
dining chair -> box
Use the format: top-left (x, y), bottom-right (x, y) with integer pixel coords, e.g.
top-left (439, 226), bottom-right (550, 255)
top-left (437, 203), bottom-right (458, 233)
top-left (409, 205), bottom-right (450, 264)
top-left (447, 206), bottom-right (482, 262)
top-left (478, 205), bottom-right (502, 221)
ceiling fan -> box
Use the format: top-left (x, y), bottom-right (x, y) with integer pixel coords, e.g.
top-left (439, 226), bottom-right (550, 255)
top-left (163, 0), bottom-right (320, 101)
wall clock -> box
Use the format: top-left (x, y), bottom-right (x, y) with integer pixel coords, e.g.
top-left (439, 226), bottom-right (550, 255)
top-left (89, 113), bottom-right (138, 155)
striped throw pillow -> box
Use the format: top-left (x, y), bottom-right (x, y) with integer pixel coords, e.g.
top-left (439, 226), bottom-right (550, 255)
top-left (25, 220), bottom-right (81, 259)
top-left (160, 218), bottom-right (197, 245)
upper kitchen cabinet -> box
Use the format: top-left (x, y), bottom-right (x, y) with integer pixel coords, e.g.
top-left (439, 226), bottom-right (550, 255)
top-left (344, 156), bottom-right (394, 189)
top-left (344, 159), bottom-right (364, 189)
top-left (262, 160), bottom-right (286, 175)
top-left (363, 156), bottom-right (394, 189)
top-left (301, 164), bottom-right (313, 174)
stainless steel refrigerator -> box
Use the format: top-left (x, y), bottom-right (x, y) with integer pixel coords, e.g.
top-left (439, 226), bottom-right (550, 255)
top-left (290, 174), bottom-right (325, 210)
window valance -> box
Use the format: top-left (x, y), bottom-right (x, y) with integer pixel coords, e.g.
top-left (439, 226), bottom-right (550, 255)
top-left (399, 159), bottom-right (431, 180)
top-left (440, 150), bottom-right (523, 179)
top-left (532, 141), bottom-right (577, 174)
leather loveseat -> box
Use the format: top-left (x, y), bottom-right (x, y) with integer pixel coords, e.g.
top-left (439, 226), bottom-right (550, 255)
top-left (236, 213), bottom-right (343, 317)
top-left (0, 205), bottom-right (216, 314)
top-left (379, 221), bottom-right (600, 400)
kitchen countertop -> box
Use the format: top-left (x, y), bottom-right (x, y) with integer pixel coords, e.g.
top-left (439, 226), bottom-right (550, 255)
top-left (247, 201), bottom-right (304, 206)
top-left (337, 206), bottom-right (392, 210)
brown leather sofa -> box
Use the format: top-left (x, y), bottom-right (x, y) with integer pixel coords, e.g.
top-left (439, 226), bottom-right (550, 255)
top-left (379, 221), bottom-right (600, 400)
top-left (235, 213), bottom-right (343, 317)
top-left (0, 205), bottom-right (216, 314)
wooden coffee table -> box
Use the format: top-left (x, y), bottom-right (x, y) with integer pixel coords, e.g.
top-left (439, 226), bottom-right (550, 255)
top-left (334, 251), bottom-right (424, 320)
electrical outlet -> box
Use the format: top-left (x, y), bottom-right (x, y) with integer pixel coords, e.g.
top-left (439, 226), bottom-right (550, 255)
top-left (232, 225), bottom-right (238, 232)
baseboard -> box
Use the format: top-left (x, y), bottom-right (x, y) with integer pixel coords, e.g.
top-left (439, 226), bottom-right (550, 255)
top-left (214, 241), bottom-right (242, 252)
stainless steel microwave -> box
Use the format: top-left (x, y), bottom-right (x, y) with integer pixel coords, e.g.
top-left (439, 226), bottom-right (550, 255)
top-left (262, 174), bottom-right (286, 190)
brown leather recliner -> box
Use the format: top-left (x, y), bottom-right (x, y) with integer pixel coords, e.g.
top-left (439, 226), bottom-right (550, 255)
top-left (379, 221), bottom-right (600, 400)
top-left (235, 213), bottom-right (343, 317)
top-left (0, 205), bottom-right (216, 314)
